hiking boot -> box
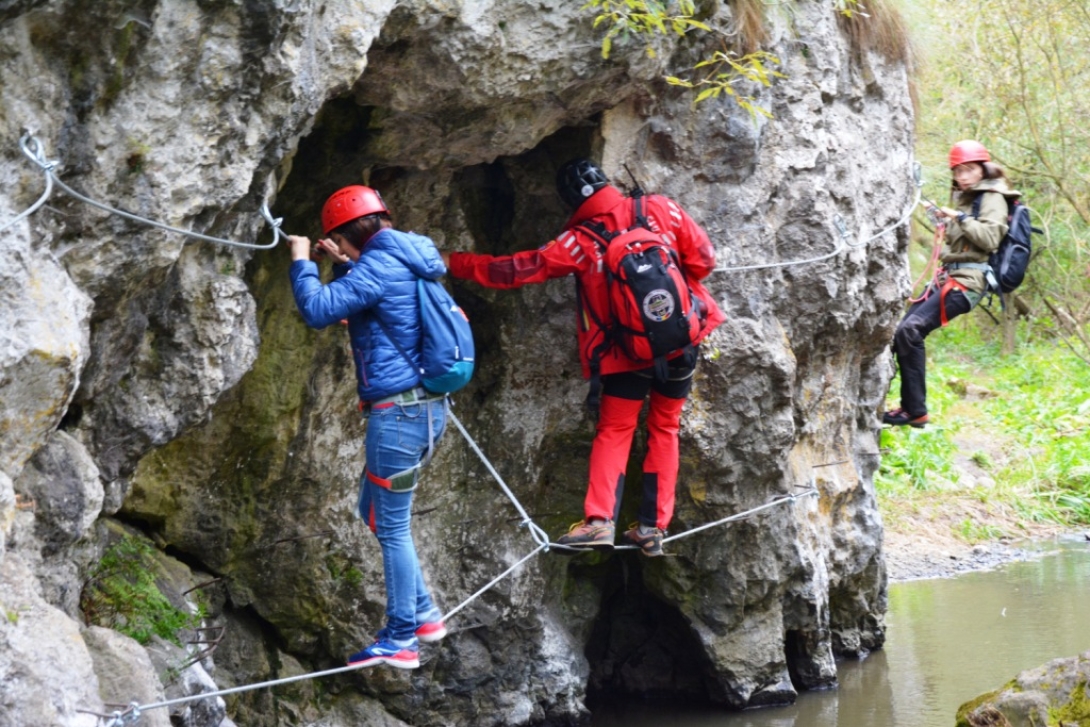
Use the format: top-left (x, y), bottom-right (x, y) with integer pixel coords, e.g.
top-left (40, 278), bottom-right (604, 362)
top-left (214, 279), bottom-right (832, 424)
top-left (556, 519), bottom-right (615, 552)
top-left (882, 408), bottom-right (929, 428)
top-left (347, 638), bottom-right (420, 669)
top-left (624, 523), bottom-right (665, 557)
top-left (415, 620), bottom-right (447, 643)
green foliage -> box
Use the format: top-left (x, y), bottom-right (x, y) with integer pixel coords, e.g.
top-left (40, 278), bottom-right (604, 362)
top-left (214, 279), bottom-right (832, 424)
top-left (581, 0), bottom-right (709, 60)
top-left (581, 0), bottom-right (909, 116)
top-left (878, 321), bottom-right (1090, 528)
top-left (80, 536), bottom-right (203, 645)
top-left (666, 49), bottom-right (785, 120)
top-left (876, 425), bottom-right (959, 492)
top-left (581, 0), bottom-right (782, 117)
top-left (956, 518), bottom-right (1005, 543)
top-left (324, 554), bottom-right (365, 589)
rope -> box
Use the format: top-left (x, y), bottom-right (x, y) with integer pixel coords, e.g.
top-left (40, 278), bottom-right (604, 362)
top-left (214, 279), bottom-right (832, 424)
top-left (448, 411), bottom-right (552, 549)
top-left (712, 162), bottom-right (924, 273)
top-left (662, 485), bottom-right (818, 544)
top-left (5, 133), bottom-right (287, 249)
top-left (906, 222), bottom-right (946, 304)
top-left (0, 137), bottom-right (53, 234)
top-left (82, 409), bottom-right (823, 724)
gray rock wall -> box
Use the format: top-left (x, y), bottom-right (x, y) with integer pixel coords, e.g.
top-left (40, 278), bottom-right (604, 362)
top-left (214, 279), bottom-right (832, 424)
top-left (0, 1), bottom-right (912, 725)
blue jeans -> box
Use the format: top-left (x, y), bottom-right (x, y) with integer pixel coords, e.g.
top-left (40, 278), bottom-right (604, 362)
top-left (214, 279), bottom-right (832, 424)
top-left (357, 397), bottom-right (447, 643)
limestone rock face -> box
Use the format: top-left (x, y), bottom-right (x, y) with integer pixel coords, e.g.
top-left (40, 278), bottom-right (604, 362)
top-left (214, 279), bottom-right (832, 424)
top-left (83, 626), bottom-right (173, 727)
top-left (14, 431), bottom-right (102, 553)
top-left (0, 0), bottom-right (911, 725)
top-left (0, 554), bottom-right (103, 727)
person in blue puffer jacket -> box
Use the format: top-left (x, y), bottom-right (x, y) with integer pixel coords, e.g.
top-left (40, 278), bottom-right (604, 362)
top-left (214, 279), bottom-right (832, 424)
top-left (288, 185), bottom-right (448, 670)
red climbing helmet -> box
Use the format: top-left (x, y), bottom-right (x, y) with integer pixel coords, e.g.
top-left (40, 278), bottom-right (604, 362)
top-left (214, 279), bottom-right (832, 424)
top-left (321, 186), bottom-right (388, 234)
top-left (948, 140), bottom-right (990, 168)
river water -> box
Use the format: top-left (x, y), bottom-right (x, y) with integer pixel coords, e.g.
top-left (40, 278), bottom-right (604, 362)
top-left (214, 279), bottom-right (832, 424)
top-left (592, 538), bottom-right (1090, 727)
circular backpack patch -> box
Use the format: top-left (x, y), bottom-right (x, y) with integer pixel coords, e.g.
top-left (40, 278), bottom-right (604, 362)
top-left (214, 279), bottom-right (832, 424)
top-left (642, 289), bottom-right (676, 322)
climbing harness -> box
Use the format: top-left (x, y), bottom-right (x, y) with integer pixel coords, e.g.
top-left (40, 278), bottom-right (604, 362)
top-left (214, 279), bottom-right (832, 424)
top-left (712, 162), bottom-right (924, 273)
top-left (2, 133), bottom-right (287, 249)
top-left (79, 407), bottom-right (822, 725)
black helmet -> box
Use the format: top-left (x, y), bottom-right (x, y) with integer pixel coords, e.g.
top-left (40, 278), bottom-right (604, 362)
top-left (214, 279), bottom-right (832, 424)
top-left (556, 158), bottom-right (609, 210)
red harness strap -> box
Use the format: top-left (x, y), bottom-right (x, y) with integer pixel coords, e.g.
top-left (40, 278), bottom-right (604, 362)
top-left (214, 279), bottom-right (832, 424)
top-left (908, 224), bottom-right (946, 304)
top-left (938, 274), bottom-right (968, 327)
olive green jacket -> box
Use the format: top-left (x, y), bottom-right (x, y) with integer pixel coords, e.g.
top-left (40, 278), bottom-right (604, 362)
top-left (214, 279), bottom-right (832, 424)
top-left (940, 177), bottom-right (1021, 296)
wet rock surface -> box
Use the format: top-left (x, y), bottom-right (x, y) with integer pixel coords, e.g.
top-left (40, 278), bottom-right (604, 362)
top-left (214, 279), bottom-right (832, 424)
top-left (957, 650), bottom-right (1090, 727)
top-left (0, 1), bottom-right (914, 725)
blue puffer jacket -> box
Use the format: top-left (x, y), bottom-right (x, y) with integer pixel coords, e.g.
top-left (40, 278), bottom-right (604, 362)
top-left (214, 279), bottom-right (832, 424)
top-left (290, 228), bottom-right (446, 402)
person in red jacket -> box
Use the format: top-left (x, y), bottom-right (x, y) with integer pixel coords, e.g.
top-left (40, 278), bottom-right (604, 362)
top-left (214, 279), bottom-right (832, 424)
top-left (443, 159), bottom-right (724, 556)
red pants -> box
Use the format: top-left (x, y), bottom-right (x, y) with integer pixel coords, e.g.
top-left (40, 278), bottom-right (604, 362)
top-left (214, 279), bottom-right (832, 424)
top-left (585, 383), bottom-right (687, 531)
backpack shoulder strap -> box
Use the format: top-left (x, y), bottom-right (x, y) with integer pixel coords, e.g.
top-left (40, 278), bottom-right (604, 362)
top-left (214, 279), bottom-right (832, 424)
top-left (970, 193), bottom-right (983, 220)
top-left (971, 190), bottom-right (1013, 220)
top-left (576, 220), bottom-right (615, 253)
top-left (631, 189), bottom-right (651, 230)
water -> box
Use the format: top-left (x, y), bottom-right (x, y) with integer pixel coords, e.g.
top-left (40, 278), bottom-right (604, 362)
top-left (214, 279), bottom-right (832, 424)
top-left (592, 539), bottom-right (1090, 727)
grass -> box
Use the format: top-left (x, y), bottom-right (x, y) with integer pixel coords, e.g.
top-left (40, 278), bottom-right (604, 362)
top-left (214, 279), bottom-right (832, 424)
top-left (878, 316), bottom-right (1090, 540)
top-left (80, 535), bottom-right (204, 645)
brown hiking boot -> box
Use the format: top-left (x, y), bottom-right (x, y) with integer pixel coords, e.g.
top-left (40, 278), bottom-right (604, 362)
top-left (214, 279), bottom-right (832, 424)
top-left (555, 519), bottom-right (615, 552)
top-left (623, 523), bottom-right (664, 557)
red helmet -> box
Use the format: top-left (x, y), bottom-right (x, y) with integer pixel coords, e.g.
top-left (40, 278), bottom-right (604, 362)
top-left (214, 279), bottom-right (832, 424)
top-left (948, 140), bottom-right (990, 168)
top-left (321, 186), bottom-right (388, 234)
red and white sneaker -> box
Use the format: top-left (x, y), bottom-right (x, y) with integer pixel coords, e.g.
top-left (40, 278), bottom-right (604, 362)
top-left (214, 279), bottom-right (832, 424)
top-left (346, 639), bottom-right (420, 669)
top-left (415, 620), bottom-right (447, 643)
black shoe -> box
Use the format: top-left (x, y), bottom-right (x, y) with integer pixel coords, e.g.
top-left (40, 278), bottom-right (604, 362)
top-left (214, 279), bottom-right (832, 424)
top-left (882, 408), bottom-right (929, 428)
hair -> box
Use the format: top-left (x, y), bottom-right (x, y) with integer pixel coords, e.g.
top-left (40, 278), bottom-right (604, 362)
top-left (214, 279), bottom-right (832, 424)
top-left (950, 161), bottom-right (1009, 197)
top-left (982, 161), bottom-right (1008, 182)
top-left (332, 212), bottom-right (392, 249)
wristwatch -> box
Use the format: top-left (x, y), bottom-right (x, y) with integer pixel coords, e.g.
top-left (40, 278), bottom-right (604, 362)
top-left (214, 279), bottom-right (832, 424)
top-left (956, 212), bottom-right (967, 223)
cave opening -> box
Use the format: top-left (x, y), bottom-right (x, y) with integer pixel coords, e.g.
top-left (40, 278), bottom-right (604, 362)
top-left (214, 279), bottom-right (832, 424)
top-left (583, 556), bottom-right (719, 711)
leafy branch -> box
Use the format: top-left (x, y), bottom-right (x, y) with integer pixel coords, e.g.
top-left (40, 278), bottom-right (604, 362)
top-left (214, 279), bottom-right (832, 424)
top-left (666, 48), bottom-right (784, 119)
top-left (582, 0), bottom-right (710, 59)
top-left (582, 0), bottom-right (783, 117)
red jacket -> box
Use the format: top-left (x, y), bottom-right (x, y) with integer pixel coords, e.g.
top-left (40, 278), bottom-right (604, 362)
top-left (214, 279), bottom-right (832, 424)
top-left (449, 185), bottom-right (726, 378)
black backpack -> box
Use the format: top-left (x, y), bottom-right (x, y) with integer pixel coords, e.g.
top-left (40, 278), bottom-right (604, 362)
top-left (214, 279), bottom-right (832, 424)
top-left (970, 193), bottom-right (1039, 294)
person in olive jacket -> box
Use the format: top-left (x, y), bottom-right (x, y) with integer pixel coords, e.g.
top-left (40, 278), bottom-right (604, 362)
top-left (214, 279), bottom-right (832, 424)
top-left (884, 140), bottom-right (1020, 427)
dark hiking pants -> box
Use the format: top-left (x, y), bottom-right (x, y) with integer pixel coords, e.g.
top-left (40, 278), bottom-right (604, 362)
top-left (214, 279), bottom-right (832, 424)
top-left (892, 288), bottom-right (972, 416)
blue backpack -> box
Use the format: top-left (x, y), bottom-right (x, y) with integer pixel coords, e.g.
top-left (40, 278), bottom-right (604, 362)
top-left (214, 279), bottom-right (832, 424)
top-left (377, 277), bottom-right (475, 395)
top-left (415, 277), bottom-right (475, 393)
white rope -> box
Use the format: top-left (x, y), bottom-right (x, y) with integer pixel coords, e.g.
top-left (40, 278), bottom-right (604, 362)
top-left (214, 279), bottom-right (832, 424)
top-left (448, 411), bottom-right (552, 549)
top-left (81, 451), bottom-right (817, 722)
top-left (713, 162), bottom-right (924, 273)
top-left (440, 543), bottom-right (549, 623)
top-left (7, 133), bottom-right (287, 249)
top-left (662, 485), bottom-right (817, 544)
top-left (0, 136), bottom-right (54, 234)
